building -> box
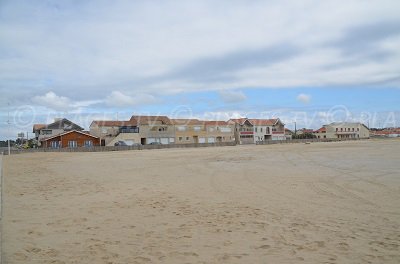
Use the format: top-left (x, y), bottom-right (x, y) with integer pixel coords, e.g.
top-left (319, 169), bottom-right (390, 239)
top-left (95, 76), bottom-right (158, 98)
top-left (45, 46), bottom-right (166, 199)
top-left (172, 119), bottom-right (207, 144)
top-left (317, 122), bottom-right (370, 139)
top-left (130, 115), bottom-right (175, 145)
top-left (229, 118), bottom-right (285, 144)
top-left (40, 130), bottom-right (100, 148)
top-left (204, 121), bottom-right (235, 143)
top-left (313, 127), bottom-right (327, 139)
top-left (229, 118), bottom-right (254, 144)
top-left (90, 120), bottom-right (139, 146)
top-left (33, 118), bottom-right (84, 146)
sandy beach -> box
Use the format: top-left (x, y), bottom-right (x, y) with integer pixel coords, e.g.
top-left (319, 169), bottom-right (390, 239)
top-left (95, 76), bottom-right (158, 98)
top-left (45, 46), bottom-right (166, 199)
top-left (2, 139), bottom-right (400, 263)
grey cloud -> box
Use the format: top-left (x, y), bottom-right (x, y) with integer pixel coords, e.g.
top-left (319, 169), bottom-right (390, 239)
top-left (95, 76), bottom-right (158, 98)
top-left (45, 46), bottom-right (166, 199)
top-left (165, 44), bottom-right (302, 83)
top-left (329, 21), bottom-right (400, 61)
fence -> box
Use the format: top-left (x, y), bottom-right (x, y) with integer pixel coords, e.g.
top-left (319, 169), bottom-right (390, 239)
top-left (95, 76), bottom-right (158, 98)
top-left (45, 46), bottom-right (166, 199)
top-left (4, 141), bottom-right (237, 155)
top-left (2, 138), bottom-right (371, 155)
top-left (256, 137), bottom-right (366, 145)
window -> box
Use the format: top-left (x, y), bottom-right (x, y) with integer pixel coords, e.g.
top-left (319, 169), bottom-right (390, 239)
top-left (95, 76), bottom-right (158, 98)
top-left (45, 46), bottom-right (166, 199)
top-left (177, 126), bottom-right (186, 131)
top-left (261, 127), bottom-right (263, 132)
top-left (341, 128), bottom-right (343, 131)
top-left (357, 128), bottom-right (359, 131)
top-left (179, 137), bottom-right (183, 141)
top-left (193, 126), bottom-right (201, 131)
top-left (324, 135), bottom-right (326, 138)
top-left (186, 136), bottom-right (190, 141)
top-left (50, 141), bottom-right (60, 148)
top-left (255, 127), bottom-right (257, 132)
top-left (336, 128), bottom-right (338, 132)
top-left (120, 126), bottom-right (139, 133)
top-left (42, 130), bottom-right (52, 135)
top-left (101, 128), bottom-right (107, 134)
top-left (220, 127), bottom-right (231, 133)
top-left (209, 127), bottom-right (215, 132)
top-left (84, 140), bottom-right (93, 147)
top-left (352, 128), bottom-right (355, 131)
top-left (68, 141), bottom-right (77, 148)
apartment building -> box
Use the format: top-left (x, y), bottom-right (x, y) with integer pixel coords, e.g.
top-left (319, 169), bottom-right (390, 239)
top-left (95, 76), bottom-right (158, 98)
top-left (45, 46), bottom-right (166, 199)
top-left (90, 120), bottom-right (139, 146)
top-left (317, 122), bottom-right (370, 139)
top-left (172, 119), bottom-right (207, 144)
top-left (204, 121), bottom-right (235, 143)
top-left (229, 118), bottom-right (285, 144)
top-left (130, 115), bottom-right (175, 145)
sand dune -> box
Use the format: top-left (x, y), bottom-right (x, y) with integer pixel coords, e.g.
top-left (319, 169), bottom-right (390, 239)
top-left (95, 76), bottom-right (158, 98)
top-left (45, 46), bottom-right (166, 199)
top-left (3, 139), bottom-right (400, 263)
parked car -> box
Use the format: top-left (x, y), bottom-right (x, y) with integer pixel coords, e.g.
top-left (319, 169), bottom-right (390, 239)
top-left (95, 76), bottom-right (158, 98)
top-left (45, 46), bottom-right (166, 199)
top-left (114, 140), bottom-right (142, 147)
top-left (149, 142), bottom-right (162, 145)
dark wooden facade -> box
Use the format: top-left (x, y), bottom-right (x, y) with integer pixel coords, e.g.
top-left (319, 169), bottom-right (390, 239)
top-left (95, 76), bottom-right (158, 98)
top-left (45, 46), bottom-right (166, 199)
top-left (41, 130), bottom-right (100, 148)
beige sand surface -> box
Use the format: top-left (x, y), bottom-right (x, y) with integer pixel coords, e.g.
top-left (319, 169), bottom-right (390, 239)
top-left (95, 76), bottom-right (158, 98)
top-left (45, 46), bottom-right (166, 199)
top-left (3, 140), bottom-right (400, 263)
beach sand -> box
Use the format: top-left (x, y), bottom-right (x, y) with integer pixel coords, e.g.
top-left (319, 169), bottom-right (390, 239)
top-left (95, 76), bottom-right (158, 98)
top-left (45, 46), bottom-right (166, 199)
top-left (2, 139), bottom-right (400, 263)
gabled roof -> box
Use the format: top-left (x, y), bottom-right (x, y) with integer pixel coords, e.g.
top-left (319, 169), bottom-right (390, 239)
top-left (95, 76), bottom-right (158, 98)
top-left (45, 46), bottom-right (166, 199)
top-left (48, 118), bottom-right (84, 130)
top-left (130, 115), bottom-right (172, 125)
top-left (33, 118), bottom-right (84, 132)
top-left (248, 118), bottom-right (279, 126)
top-left (228, 118), bottom-right (248, 125)
top-left (90, 120), bottom-right (137, 127)
top-left (40, 130), bottom-right (99, 142)
top-left (314, 127), bottom-right (326, 133)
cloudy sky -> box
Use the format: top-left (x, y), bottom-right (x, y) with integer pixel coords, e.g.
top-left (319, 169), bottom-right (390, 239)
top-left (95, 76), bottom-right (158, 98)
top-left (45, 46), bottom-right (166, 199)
top-left (1, 0), bottom-right (400, 138)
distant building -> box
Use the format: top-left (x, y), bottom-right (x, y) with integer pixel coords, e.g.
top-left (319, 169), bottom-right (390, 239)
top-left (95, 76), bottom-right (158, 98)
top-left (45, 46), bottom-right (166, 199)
top-left (229, 118), bottom-right (285, 144)
top-left (90, 120), bottom-right (138, 146)
top-left (33, 118), bottom-right (84, 146)
top-left (40, 130), bottom-right (100, 148)
top-left (316, 122), bottom-right (369, 139)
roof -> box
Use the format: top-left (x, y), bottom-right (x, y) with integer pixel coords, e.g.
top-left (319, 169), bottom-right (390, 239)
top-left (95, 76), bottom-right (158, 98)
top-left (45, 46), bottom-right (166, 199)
top-left (40, 130), bottom-right (99, 142)
top-left (248, 118), bottom-right (279, 126)
top-left (229, 118), bottom-right (283, 126)
top-left (314, 127), bottom-right (327, 133)
top-left (328, 122), bottom-right (369, 129)
top-left (170, 119), bottom-right (203, 125)
top-left (130, 115), bottom-right (172, 125)
top-left (91, 120), bottom-right (137, 127)
top-left (33, 119), bottom-right (84, 132)
top-left (33, 124), bottom-right (46, 132)
top-left (228, 118), bottom-right (248, 125)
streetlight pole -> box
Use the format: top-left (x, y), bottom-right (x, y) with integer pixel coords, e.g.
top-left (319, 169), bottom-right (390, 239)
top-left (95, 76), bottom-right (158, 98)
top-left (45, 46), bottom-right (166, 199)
top-left (7, 103), bottom-right (10, 155)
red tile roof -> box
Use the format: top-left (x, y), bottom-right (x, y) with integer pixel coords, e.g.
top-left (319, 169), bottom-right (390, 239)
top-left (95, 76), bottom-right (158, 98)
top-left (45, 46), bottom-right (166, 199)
top-left (130, 115), bottom-right (172, 125)
top-left (248, 119), bottom-right (278, 126)
top-left (314, 127), bottom-right (326, 133)
top-left (91, 120), bottom-right (137, 127)
top-left (33, 124), bottom-right (46, 131)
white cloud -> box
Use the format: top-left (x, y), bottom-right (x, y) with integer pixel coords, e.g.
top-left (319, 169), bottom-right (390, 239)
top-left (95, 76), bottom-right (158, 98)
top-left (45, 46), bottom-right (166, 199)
top-left (219, 90), bottom-right (247, 104)
top-left (32, 91), bottom-right (72, 111)
top-left (297, 93), bottom-right (311, 104)
top-left (105, 91), bottom-right (158, 107)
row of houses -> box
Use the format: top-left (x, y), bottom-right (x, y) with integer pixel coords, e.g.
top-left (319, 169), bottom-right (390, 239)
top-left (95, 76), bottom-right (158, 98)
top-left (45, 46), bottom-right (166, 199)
top-left (32, 116), bottom-right (369, 148)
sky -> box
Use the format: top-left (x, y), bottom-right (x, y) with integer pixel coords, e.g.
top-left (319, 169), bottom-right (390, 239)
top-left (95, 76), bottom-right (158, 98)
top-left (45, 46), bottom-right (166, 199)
top-left (1, 0), bottom-right (400, 139)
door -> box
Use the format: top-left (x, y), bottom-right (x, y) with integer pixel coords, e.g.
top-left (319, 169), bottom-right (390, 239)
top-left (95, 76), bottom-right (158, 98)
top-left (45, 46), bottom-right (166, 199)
top-left (193, 136), bottom-right (199, 143)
